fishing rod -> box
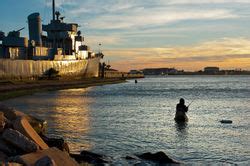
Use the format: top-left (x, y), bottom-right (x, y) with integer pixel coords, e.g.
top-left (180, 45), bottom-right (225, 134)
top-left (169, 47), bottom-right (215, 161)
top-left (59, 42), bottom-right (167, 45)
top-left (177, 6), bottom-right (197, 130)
top-left (187, 100), bottom-right (194, 107)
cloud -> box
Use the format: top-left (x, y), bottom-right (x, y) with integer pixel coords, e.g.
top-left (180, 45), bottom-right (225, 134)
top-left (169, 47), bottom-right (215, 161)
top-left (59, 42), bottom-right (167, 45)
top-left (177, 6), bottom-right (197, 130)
top-left (88, 9), bottom-right (237, 30)
top-left (38, 0), bottom-right (250, 71)
top-left (46, 0), bottom-right (240, 30)
top-left (103, 38), bottom-right (250, 71)
top-left (166, 0), bottom-right (250, 5)
top-left (83, 35), bottom-right (123, 51)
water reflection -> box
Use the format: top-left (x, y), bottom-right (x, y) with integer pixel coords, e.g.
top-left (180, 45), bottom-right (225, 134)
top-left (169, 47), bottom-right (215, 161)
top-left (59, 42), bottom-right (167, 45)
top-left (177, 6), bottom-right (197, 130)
top-left (48, 89), bottom-right (93, 152)
top-left (4, 88), bottom-right (94, 152)
top-left (175, 121), bottom-right (188, 140)
top-left (175, 121), bottom-right (188, 133)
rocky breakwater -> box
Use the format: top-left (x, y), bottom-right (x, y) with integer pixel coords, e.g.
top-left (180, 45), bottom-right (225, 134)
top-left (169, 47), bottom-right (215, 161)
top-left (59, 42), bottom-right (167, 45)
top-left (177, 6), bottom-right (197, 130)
top-left (0, 104), bottom-right (78, 166)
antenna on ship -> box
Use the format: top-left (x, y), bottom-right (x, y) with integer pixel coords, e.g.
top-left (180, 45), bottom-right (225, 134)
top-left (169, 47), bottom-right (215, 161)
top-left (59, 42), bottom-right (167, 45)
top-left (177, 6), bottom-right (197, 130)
top-left (52, 0), bottom-right (55, 21)
top-left (51, 0), bottom-right (56, 50)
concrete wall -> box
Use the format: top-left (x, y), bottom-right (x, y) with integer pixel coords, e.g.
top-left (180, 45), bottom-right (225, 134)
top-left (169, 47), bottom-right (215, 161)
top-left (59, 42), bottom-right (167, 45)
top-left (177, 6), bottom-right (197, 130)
top-left (0, 57), bottom-right (100, 80)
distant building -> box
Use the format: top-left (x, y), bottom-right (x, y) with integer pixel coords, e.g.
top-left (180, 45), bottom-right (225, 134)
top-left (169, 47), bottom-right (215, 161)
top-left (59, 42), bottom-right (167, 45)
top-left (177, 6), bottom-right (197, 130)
top-left (142, 68), bottom-right (178, 75)
top-left (204, 67), bottom-right (220, 74)
top-left (129, 70), bottom-right (143, 74)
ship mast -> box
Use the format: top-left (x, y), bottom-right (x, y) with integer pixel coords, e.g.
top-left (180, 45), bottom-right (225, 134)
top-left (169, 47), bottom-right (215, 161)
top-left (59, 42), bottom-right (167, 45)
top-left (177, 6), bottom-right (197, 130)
top-left (51, 0), bottom-right (56, 51)
top-left (52, 0), bottom-right (55, 21)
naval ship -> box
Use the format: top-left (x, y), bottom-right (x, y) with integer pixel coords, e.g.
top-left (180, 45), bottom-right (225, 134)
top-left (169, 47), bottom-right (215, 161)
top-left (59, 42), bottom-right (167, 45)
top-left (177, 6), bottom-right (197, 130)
top-left (0, 0), bottom-right (103, 79)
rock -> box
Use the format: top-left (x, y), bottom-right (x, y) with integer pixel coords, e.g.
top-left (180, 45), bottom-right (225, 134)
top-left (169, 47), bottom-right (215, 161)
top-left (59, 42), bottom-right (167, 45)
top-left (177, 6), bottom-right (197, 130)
top-left (0, 104), bottom-right (18, 120)
top-left (40, 135), bottom-right (70, 153)
top-left (70, 150), bottom-right (110, 164)
top-left (0, 138), bottom-right (21, 156)
top-left (0, 151), bottom-right (8, 161)
top-left (27, 115), bottom-right (47, 135)
top-left (125, 155), bottom-right (140, 160)
top-left (0, 104), bottom-right (47, 135)
top-left (17, 113), bottom-right (47, 135)
top-left (0, 112), bottom-right (5, 133)
top-left (2, 128), bottom-right (38, 153)
top-left (137, 151), bottom-right (179, 164)
top-left (220, 120), bottom-right (233, 124)
top-left (12, 147), bottom-right (78, 166)
top-left (80, 150), bottom-right (103, 159)
top-left (11, 110), bottom-right (26, 119)
top-left (4, 116), bottom-right (13, 128)
top-left (80, 150), bottom-right (111, 164)
top-left (13, 116), bottom-right (49, 150)
top-left (35, 155), bottom-right (57, 166)
top-left (14, 111), bottom-right (47, 135)
top-left (2, 162), bottom-right (22, 166)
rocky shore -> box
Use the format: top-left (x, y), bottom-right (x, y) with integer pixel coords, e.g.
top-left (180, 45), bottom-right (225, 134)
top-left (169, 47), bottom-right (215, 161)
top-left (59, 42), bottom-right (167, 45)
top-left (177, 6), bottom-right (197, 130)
top-left (0, 104), bottom-right (180, 165)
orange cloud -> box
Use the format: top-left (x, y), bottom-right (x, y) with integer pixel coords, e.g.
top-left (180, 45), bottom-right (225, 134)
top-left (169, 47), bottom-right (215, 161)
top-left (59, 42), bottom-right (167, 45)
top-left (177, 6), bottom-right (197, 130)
top-left (103, 38), bottom-right (250, 71)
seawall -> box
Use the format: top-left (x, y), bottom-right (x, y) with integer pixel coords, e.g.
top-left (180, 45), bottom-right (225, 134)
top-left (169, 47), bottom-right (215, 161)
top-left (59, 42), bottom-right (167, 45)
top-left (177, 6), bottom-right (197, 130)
top-left (0, 58), bottom-right (100, 80)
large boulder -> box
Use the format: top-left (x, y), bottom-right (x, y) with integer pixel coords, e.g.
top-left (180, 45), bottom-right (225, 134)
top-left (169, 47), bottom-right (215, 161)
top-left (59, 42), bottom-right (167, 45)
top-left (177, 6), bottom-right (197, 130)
top-left (13, 117), bottom-right (49, 150)
top-left (125, 155), bottom-right (140, 160)
top-left (16, 111), bottom-right (47, 135)
top-left (0, 104), bottom-right (18, 120)
top-left (70, 150), bottom-right (111, 165)
top-left (12, 147), bottom-right (78, 166)
top-left (137, 151), bottom-right (179, 164)
top-left (26, 115), bottom-right (47, 135)
top-left (2, 129), bottom-right (38, 153)
top-left (0, 151), bottom-right (7, 162)
top-left (40, 135), bottom-right (70, 153)
top-left (0, 138), bottom-right (21, 156)
top-left (0, 104), bottom-right (47, 135)
top-left (3, 116), bottom-right (13, 128)
top-left (34, 156), bottom-right (57, 166)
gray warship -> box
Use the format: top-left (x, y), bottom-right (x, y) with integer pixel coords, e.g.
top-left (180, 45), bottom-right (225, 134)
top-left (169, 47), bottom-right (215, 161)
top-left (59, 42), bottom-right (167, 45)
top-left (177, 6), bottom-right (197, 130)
top-left (0, 0), bottom-right (103, 79)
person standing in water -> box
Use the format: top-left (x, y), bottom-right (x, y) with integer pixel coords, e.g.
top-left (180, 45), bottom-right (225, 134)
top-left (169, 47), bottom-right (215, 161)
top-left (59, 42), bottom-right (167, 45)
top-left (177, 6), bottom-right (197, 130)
top-left (175, 98), bottom-right (188, 122)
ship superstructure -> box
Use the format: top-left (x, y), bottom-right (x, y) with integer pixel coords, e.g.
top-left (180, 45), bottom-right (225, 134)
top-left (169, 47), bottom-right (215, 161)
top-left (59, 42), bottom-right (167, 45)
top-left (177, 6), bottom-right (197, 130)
top-left (0, 0), bottom-right (101, 61)
top-left (0, 0), bottom-right (103, 79)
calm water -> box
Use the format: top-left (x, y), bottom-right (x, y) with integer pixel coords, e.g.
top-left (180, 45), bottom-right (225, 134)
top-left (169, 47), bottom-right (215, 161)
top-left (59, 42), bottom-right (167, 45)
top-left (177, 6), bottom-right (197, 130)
top-left (4, 76), bottom-right (250, 165)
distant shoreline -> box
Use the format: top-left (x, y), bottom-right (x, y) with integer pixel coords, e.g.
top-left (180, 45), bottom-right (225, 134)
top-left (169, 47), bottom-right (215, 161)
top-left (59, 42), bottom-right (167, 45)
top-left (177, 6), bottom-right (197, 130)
top-left (141, 68), bottom-right (250, 76)
top-left (144, 73), bottom-right (250, 76)
top-left (0, 78), bottom-right (126, 101)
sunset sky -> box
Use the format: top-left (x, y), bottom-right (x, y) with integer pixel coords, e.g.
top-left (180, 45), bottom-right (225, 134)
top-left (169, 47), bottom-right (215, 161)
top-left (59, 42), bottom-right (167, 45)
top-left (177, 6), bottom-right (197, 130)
top-left (1, 0), bottom-right (250, 71)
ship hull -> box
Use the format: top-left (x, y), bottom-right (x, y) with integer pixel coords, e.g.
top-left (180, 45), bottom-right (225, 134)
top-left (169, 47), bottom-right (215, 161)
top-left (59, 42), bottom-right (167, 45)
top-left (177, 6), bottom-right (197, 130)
top-left (0, 57), bottom-right (100, 80)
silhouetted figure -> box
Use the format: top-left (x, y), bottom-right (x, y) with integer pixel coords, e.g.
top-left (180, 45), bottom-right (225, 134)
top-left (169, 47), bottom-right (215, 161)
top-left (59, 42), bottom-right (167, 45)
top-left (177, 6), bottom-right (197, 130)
top-left (135, 79), bottom-right (138, 84)
top-left (175, 98), bottom-right (188, 122)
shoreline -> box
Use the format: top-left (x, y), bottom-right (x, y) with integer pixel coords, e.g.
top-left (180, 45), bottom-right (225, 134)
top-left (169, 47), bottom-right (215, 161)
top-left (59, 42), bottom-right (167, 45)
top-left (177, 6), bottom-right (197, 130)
top-left (0, 78), bottom-right (126, 101)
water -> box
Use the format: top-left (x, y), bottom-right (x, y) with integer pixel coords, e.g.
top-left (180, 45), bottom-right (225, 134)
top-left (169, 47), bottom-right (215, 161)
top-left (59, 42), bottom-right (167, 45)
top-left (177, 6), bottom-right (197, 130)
top-left (4, 76), bottom-right (250, 165)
